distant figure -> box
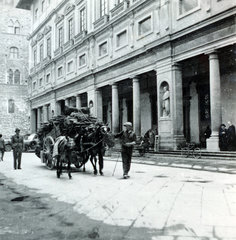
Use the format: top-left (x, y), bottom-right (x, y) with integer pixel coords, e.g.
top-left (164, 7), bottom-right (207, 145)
top-left (140, 134), bottom-right (151, 158)
top-left (11, 128), bottom-right (24, 170)
top-left (204, 125), bottom-right (212, 139)
top-left (162, 86), bottom-right (170, 117)
top-left (0, 134), bottom-right (5, 161)
top-left (227, 121), bottom-right (235, 151)
top-left (219, 124), bottom-right (227, 151)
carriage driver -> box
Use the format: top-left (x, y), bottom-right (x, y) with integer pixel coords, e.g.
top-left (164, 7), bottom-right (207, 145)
top-left (115, 122), bottom-right (136, 179)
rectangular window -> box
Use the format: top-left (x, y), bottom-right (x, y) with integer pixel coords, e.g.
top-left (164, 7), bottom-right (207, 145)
top-left (34, 49), bottom-right (37, 66)
top-left (179, 0), bottom-right (198, 15)
top-left (68, 18), bottom-right (73, 40)
top-left (39, 78), bottom-right (43, 87)
top-left (58, 27), bottom-right (63, 47)
top-left (117, 30), bottom-right (127, 48)
top-left (80, 8), bottom-right (86, 32)
top-left (79, 54), bottom-right (86, 66)
top-left (35, 9), bottom-right (38, 20)
top-left (47, 37), bottom-right (51, 56)
top-left (46, 74), bottom-right (50, 83)
top-left (99, 42), bottom-right (108, 57)
top-left (58, 67), bottom-right (63, 77)
top-left (40, 44), bottom-right (43, 61)
top-left (67, 61), bottom-right (73, 73)
top-left (100, 0), bottom-right (107, 17)
top-left (33, 82), bottom-right (36, 90)
top-left (138, 16), bottom-right (151, 36)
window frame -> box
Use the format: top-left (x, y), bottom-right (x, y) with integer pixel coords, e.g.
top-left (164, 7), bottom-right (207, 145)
top-left (178, 0), bottom-right (200, 19)
top-left (98, 41), bottom-right (108, 58)
top-left (46, 73), bottom-right (50, 83)
top-left (39, 43), bottom-right (44, 62)
top-left (58, 25), bottom-right (63, 48)
top-left (68, 17), bottom-right (74, 41)
top-left (116, 29), bottom-right (128, 50)
top-left (46, 36), bottom-right (51, 57)
top-left (57, 66), bottom-right (63, 78)
top-left (137, 14), bottom-right (153, 39)
top-left (10, 47), bottom-right (19, 59)
top-left (100, 0), bottom-right (107, 17)
top-left (67, 60), bottom-right (74, 73)
top-left (78, 53), bottom-right (86, 68)
top-left (14, 70), bottom-right (20, 84)
top-left (79, 7), bottom-right (86, 32)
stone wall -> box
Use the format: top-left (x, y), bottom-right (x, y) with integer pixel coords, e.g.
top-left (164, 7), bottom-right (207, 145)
top-left (0, 2), bottom-right (31, 138)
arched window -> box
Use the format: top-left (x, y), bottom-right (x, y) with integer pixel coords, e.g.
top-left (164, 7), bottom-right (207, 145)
top-left (7, 69), bottom-right (13, 84)
top-left (14, 20), bottom-right (20, 34)
top-left (10, 47), bottom-right (19, 58)
top-left (8, 99), bottom-right (14, 113)
top-left (14, 70), bottom-right (20, 84)
top-left (8, 19), bottom-right (14, 33)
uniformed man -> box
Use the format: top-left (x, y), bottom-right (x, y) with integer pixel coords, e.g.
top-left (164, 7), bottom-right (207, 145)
top-left (11, 128), bottom-right (24, 170)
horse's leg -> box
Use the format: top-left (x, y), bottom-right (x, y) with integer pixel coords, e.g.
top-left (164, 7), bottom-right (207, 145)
top-left (90, 153), bottom-right (97, 175)
top-left (98, 150), bottom-right (104, 175)
top-left (56, 156), bottom-right (61, 178)
top-left (83, 152), bottom-right (89, 172)
top-left (68, 159), bottom-right (72, 179)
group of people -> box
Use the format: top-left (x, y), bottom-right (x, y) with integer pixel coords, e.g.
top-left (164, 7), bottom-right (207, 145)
top-left (0, 128), bottom-right (24, 169)
top-left (219, 121), bottom-right (236, 151)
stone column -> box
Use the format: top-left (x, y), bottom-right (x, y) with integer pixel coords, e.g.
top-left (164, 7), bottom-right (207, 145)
top-left (206, 51), bottom-right (221, 151)
top-left (37, 108), bottom-right (41, 129)
top-left (30, 108), bottom-right (37, 134)
top-left (65, 98), bottom-right (69, 106)
top-left (112, 83), bottom-right (119, 133)
top-left (95, 89), bottom-right (103, 121)
top-left (132, 76), bottom-right (141, 135)
top-left (76, 95), bottom-right (81, 109)
top-left (43, 105), bottom-right (48, 123)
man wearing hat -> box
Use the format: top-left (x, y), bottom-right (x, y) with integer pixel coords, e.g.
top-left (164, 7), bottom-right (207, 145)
top-left (11, 128), bottom-right (24, 170)
top-left (115, 122), bottom-right (136, 179)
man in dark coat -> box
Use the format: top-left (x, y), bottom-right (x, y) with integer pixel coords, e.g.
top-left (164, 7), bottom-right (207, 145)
top-left (219, 124), bottom-right (227, 151)
top-left (227, 121), bottom-right (236, 151)
top-left (11, 128), bottom-right (24, 169)
top-left (115, 122), bottom-right (136, 179)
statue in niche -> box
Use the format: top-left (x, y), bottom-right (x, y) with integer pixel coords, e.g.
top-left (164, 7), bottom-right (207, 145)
top-left (162, 85), bottom-right (170, 117)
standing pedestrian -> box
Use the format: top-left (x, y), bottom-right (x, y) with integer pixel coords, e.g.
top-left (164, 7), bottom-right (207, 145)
top-left (115, 122), bottom-right (136, 179)
top-left (140, 133), bottom-right (151, 158)
top-left (227, 121), bottom-right (235, 151)
top-left (11, 128), bottom-right (24, 170)
top-left (0, 134), bottom-right (5, 161)
top-left (219, 124), bottom-right (227, 151)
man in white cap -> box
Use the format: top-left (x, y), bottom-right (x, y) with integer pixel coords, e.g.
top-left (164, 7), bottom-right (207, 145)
top-left (115, 122), bottom-right (136, 179)
top-left (11, 128), bottom-right (24, 170)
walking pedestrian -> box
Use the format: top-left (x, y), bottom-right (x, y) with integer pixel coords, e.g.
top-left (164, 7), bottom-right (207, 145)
top-left (115, 122), bottom-right (136, 179)
top-left (227, 121), bottom-right (235, 151)
top-left (0, 134), bottom-right (5, 161)
top-left (11, 128), bottom-right (24, 170)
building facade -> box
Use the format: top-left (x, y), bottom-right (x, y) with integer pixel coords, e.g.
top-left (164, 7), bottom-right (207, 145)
top-left (16, 0), bottom-right (236, 151)
top-left (0, 0), bottom-right (31, 138)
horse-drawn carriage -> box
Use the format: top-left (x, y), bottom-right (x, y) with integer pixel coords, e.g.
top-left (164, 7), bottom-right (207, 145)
top-left (35, 107), bottom-right (115, 179)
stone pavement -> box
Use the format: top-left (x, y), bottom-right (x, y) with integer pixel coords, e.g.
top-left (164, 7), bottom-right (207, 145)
top-left (0, 152), bottom-right (236, 240)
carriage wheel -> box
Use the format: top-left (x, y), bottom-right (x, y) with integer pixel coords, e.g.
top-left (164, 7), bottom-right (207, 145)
top-left (43, 136), bottom-right (55, 170)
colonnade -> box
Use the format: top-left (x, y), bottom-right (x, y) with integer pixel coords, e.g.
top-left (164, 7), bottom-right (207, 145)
top-left (30, 51), bottom-right (223, 151)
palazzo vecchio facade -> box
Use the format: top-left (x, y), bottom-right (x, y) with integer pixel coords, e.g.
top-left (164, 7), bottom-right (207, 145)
top-left (16, 0), bottom-right (236, 151)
